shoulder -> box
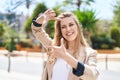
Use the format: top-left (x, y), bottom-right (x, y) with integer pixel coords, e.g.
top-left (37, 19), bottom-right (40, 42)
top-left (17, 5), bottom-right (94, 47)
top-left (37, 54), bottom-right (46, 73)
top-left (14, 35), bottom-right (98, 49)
top-left (84, 47), bottom-right (97, 56)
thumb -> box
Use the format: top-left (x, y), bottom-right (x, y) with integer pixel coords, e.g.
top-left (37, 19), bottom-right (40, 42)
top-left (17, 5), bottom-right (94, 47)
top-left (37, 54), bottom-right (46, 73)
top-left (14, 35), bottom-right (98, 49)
top-left (60, 38), bottom-right (65, 49)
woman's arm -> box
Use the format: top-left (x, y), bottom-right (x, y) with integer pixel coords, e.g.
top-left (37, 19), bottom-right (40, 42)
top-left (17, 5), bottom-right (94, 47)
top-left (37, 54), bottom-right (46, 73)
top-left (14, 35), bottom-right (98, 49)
top-left (31, 9), bottom-right (56, 49)
top-left (48, 38), bottom-right (84, 75)
top-left (79, 50), bottom-right (99, 80)
top-left (31, 25), bottom-right (52, 49)
top-left (63, 49), bottom-right (99, 80)
top-left (48, 39), bottom-right (99, 80)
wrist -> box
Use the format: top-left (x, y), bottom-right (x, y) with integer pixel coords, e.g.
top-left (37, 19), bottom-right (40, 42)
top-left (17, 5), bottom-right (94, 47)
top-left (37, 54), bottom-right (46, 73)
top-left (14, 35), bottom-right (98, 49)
top-left (33, 14), bottom-right (48, 27)
top-left (32, 18), bottom-right (42, 27)
top-left (63, 52), bottom-right (78, 69)
top-left (36, 14), bottom-right (44, 24)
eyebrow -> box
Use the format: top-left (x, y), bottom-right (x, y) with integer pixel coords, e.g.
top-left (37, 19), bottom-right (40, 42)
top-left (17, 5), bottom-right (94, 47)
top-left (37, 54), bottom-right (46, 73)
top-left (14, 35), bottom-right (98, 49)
top-left (61, 22), bottom-right (74, 26)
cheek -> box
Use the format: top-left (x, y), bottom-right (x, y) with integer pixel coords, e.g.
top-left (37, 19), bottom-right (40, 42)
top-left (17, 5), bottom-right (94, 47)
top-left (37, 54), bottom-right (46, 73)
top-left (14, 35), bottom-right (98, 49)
top-left (73, 26), bottom-right (78, 36)
top-left (61, 29), bottom-right (65, 36)
top-left (74, 26), bottom-right (78, 32)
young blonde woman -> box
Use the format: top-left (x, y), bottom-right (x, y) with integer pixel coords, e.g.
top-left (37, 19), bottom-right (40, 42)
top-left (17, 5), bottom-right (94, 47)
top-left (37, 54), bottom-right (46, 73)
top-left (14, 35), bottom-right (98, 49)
top-left (31, 9), bottom-right (99, 80)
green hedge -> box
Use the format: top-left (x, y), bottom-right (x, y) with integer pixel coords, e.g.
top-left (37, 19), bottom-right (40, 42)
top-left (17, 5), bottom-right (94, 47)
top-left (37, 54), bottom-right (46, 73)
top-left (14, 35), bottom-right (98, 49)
top-left (110, 27), bottom-right (120, 47)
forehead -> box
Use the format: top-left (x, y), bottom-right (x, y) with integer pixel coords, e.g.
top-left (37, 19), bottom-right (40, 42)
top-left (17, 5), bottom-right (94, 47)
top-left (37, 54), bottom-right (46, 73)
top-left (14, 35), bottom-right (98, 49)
top-left (60, 17), bottom-right (75, 25)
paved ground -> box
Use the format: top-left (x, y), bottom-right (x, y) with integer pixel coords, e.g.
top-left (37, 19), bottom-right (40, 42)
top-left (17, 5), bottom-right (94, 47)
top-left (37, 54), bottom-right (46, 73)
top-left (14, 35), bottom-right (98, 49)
top-left (0, 69), bottom-right (40, 80)
top-left (0, 50), bottom-right (120, 80)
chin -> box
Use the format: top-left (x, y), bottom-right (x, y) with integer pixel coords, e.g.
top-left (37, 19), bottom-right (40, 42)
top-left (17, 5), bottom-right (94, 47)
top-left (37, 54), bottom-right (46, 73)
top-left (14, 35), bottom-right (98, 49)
top-left (66, 38), bottom-right (76, 42)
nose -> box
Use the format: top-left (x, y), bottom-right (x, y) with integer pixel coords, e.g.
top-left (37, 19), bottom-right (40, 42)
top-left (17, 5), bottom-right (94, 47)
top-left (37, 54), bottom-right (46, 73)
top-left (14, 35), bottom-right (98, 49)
top-left (66, 26), bottom-right (71, 31)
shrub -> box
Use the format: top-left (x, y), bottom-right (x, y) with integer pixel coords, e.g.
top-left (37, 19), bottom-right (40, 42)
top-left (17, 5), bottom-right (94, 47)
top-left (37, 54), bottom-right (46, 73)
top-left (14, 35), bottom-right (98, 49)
top-left (91, 33), bottom-right (115, 49)
top-left (110, 27), bottom-right (120, 47)
top-left (5, 38), bottom-right (16, 52)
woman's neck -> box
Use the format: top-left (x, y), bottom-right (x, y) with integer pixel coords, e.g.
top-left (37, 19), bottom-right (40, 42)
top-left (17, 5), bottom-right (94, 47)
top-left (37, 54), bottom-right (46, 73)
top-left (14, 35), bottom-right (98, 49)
top-left (68, 40), bottom-right (75, 51)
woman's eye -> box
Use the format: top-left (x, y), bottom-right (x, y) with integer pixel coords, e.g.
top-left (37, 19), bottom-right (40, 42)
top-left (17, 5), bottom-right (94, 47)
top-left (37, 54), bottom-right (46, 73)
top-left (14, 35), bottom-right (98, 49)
top-left (69, 23), bottom-right (74, 27)
top-left (61, 26), bottom-right (66, 29)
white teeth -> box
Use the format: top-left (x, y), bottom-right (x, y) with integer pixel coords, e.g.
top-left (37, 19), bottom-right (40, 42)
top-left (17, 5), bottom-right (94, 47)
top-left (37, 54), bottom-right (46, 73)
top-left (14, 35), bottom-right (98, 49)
top-left (66, 32), bottom-right (73, 36)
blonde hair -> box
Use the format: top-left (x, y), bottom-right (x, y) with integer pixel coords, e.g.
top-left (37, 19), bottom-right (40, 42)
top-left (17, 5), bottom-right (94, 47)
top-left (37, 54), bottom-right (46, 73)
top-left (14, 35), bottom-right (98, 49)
top-left (54, 12), bottom-right (88, 56)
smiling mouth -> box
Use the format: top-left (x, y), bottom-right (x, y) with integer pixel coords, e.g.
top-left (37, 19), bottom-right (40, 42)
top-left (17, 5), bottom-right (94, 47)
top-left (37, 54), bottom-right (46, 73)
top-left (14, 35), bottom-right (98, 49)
top-left (66, 32), bottom-right (74, 36)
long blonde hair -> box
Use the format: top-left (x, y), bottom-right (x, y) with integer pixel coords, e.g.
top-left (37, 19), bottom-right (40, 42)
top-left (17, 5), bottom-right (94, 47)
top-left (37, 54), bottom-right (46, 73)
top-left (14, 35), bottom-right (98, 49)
top-left (54, 12), bottom-right (88, 56)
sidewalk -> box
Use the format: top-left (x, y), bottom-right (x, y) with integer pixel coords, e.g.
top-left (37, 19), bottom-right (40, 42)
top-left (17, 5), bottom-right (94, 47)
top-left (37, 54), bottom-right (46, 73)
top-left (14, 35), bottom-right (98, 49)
top-left (0, 55), bottom-right (44, 80)
top-left (98, 70), bottom-right (120, 80)
top-left (0, 69), bottom-right (41, 80)
top-left (0, 50), bottom-right (120, 80)
top-left (1, 69), bottom-right (120, 80)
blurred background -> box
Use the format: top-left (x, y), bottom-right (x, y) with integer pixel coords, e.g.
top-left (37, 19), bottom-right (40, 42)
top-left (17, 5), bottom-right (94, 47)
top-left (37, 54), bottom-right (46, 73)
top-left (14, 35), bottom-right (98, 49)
top-left (0, 0), bottom-right (120, 80)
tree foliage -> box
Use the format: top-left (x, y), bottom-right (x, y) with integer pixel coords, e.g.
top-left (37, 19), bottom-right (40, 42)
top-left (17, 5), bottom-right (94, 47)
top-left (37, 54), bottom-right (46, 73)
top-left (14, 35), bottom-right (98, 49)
top-left (32, 3), bottom-right (47, 18)
top-left (91, 33), bottom-right (115, 49)
top-left (110, 26), bottom-right (120, 47)
top-left (113, 0), bottom-right (120, 27)
top-left (0, 22), bottom-right (4, 37)
top-left (24, 17), bottom-right (32, 33)
top-left (74, 9), bottom-right (98, 46)
top-left (24, 3), bottom-right (47, 33)
top-left (5, 37), bottom-right (16, 52)
top-left (63, 0), bottom-right (94, 10)
top-left (74, 10), bottom-right (98, 30)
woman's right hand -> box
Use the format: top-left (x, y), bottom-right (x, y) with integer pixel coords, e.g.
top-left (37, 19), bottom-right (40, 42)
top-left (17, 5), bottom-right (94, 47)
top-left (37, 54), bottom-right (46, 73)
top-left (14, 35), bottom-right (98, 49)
top-left (35, 9), bottom-right (57, 27)
top-left (43, 9), bottom-right (56, 21)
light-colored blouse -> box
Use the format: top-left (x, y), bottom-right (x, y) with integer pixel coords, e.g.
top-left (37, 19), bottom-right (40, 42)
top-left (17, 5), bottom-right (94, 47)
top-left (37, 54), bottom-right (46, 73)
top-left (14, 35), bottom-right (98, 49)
top-left (51, 58), bottom-right (71, 80)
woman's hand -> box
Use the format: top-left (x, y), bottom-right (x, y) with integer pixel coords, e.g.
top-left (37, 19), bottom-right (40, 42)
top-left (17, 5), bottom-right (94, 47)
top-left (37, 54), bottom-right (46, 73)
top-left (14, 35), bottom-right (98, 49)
top-left (47, 38), bottom-right (68, 59)
top-left (47, 38), bottom-right (78, 69)
top-left (43, 9), bottom-right (57, 21)
top-left (35, 9), bottom-right (59, 27)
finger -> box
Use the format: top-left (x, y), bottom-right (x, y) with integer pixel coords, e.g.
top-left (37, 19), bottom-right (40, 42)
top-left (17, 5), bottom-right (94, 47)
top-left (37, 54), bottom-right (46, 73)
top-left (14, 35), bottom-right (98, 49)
top-left (45, 9), bottom-right (54, 15)
top-left (45, 9), bottom-right (52, 13)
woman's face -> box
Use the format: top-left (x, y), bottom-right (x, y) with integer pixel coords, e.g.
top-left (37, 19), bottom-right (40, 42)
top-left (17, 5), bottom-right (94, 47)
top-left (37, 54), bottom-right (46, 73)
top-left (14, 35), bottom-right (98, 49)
top-left (60, 17), bottom-right (78, 42)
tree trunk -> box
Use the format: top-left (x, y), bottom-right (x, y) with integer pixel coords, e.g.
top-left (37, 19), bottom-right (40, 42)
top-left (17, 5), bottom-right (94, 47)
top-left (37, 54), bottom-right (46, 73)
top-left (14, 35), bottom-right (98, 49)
top-left (84, 30), bottom-right (92, 46)
top-left (8, 52), bottom-right (11, 72)
top-left (77, 0), bottom-right (82, 10)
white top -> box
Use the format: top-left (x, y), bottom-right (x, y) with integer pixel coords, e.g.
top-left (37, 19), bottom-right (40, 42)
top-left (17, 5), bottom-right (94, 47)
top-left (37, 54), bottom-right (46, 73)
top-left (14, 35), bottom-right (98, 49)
top-left (51, 58), bottom-right (71, 80)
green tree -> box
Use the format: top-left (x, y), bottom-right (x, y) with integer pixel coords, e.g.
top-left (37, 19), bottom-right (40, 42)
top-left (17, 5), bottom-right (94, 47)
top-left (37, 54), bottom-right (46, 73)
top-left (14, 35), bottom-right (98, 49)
top-left (74, 10), bottom-right (98, 30)
top-left (32, 3), bottom-right (47, 18)
top-left (0, 22), bottom-right (4, 37)
top-left (113, 0), bottom-right (120, 27)
top-left (74, 9), bottom-right (98, 46)
top-left (95, 20), bottom-right (113, 34)
top-left (0, 22), bottom-right (5, 47)
top-left (91, 32), bottom-right (115, 49)
top-left (5, 37), bottom-right (16, 72)
top-left (24, 3), bottom-right (47, 33)
top-left (63, 0), bottom-right (94, 10)
top-left (4, 23), bottom-right (18, 72)
top-left (110, 26), bottom-right (120, 47)
top-left (24, 3), bottom-right (47, 39)
top-left (24, 17), bottom-right (32, 33)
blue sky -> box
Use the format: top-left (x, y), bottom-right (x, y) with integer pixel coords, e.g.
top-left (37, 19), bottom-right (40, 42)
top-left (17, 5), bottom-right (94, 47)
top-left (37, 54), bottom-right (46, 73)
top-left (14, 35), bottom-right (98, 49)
top-left (0, 0), bottom-right (118, 20)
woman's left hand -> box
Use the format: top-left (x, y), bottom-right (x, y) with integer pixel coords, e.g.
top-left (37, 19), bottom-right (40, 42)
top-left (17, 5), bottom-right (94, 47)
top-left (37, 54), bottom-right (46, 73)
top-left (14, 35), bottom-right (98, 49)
top-left (47, 38), bottom-right (68, 59)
